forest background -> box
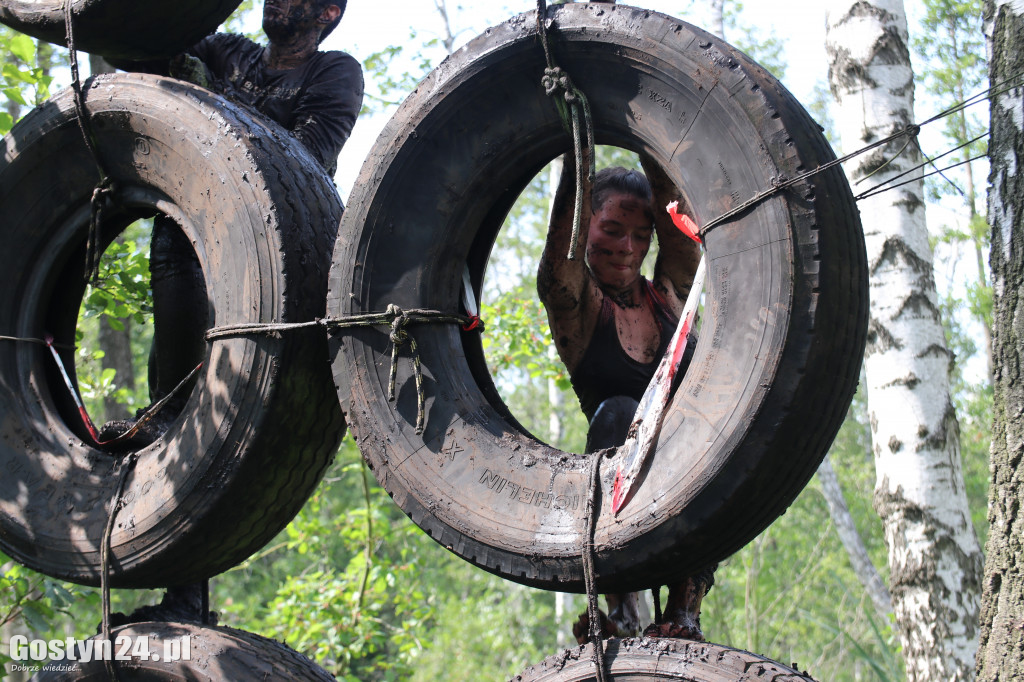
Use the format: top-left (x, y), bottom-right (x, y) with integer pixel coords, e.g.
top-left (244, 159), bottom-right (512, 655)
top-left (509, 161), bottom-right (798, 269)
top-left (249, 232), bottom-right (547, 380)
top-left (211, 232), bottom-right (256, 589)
top-left (0, 0), bottom-right (994, 680)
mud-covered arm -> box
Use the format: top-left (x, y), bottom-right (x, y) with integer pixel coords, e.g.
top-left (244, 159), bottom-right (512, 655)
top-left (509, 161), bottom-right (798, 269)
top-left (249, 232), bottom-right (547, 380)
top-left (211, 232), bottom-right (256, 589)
top-left (288, 51), bottom-right (364, 175)
top-left (641, 155), bottom-right (702, 314)
top-left (537, 153), bottom-right (596, 372)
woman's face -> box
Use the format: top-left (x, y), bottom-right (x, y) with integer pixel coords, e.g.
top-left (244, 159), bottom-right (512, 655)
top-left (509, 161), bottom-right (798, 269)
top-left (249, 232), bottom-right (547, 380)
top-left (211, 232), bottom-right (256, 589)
top-left (586, 191), bottom-right (654, 293)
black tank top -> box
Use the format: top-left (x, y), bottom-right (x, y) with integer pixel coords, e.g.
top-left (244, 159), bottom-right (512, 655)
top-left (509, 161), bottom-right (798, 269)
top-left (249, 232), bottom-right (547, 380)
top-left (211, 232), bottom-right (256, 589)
top-left (570, 279), bottom-right (680, 421)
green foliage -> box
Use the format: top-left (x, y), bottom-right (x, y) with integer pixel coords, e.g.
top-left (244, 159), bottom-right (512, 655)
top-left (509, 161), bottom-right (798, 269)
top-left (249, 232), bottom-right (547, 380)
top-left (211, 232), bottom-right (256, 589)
top-left (222, 0), bottom-right (263, 42)
top-left (0, 29), bottom-right (55, 134)
top-left (79, 235), bottom-right (153, 327)
top-left (215, 440), bottom-right (435, 680)
top-left (701, 388), bottom-right (904, 681)
top-left (0, 558), bottom-right (102, 679)
top-left (75, 225), bottom-right (154, 419)
top-left (723, 1), bottom-right (788, 82)
top-left (361, 38), bottom-right (440, 115)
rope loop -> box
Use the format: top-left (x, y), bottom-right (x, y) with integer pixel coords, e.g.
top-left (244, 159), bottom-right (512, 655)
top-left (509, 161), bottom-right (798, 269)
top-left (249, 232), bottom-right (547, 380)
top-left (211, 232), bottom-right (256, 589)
top-left (535, 0), bottom-right (596, 262)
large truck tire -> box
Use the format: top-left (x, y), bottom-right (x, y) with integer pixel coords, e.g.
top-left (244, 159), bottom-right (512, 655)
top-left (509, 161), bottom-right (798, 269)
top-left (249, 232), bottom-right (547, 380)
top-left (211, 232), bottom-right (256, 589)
top-left (0, 0), bottom-right (241, 61)
top-left (32, 621), bottom-right (334, 681)
top-left (512, 638), bottom-right (817, 681)
top-left (328, 3), bottom-right (867, 592)
top-left (0, 72), bottom-right (346, 587)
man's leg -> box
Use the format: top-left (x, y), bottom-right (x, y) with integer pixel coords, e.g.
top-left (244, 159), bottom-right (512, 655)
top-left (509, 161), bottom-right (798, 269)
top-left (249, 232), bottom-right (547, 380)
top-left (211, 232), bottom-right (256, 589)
top-left (98, 216), bottom-right (206, 447)
top-left (148, 215), bottom-right (207, 404)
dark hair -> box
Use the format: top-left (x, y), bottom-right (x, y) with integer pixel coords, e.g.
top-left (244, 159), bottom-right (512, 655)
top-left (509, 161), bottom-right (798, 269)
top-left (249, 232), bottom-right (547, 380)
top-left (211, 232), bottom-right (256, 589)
top-left (317, 0), bottom-right (346, 44)
top-left (591, 166), bottom-right (652, 214)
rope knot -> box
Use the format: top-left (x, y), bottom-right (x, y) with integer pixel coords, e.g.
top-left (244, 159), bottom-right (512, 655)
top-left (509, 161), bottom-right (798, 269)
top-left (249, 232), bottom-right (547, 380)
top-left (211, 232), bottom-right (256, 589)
top-left (542, 66), bottom-right (566, 96)
top-left (386, 304), bottom-right (410, 345)
top-left (905, 123), bottom-right (921, 138)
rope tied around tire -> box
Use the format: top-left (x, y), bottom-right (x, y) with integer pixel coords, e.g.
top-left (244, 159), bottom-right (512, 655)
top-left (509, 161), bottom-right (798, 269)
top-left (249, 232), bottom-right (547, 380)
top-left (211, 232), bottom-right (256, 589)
top-left (537, 0), bottom-right (595, 262)
top-left (537, 6), bottom-right (608, 677)
top-left (100, 451), bottom-right (137, 682)
top-left (582, 450), bottom-right (610, 682)
top-left (205, 306), bottom-right (483, 435)
top-left (63, 0), bottom-right (115, 284)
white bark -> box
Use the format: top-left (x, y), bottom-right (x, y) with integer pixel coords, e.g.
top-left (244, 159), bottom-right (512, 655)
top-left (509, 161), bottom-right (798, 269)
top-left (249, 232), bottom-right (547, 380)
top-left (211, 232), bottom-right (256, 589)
top-left (825, 2), bottom-right (984, 680)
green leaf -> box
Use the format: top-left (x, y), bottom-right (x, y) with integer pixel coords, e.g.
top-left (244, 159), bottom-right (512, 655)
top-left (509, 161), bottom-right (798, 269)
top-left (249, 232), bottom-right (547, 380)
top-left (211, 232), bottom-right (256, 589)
top-left (9, 34), bottom-right (35, 64)
top-left (2, 87), bottom-right (26, 106)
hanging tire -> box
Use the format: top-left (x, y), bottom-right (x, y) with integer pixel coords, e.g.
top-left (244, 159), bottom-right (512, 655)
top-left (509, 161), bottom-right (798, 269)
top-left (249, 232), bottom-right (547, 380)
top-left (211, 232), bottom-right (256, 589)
top-left (32, 621), bottom-right (334, 681)
top-left (0, 72), bottom-right (346, 587)
top-left (328, 3), bottom-right (867, 592)
top-left (512, 639), bottom-right (817, 681)
top-left (0, 0), bottom-right (241, 61)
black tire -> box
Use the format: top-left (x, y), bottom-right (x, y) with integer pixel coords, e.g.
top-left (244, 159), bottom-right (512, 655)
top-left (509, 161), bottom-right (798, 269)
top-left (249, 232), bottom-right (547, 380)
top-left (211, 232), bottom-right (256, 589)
top-left (0, 0), bottom-right (241, 61)
top-left (0, 72), bottom-right (345, 587)
top-left (33, 621), bottom-right (334, 681)
top-left (511, 638), bottom-right (817, 681)
top-left (328, 3), bottom-right (867, 592)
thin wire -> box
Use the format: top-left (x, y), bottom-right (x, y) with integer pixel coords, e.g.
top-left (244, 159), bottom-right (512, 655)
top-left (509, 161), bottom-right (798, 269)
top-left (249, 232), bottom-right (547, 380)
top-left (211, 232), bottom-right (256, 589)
top-left (856, 153), bottom-right (988, 201)
top-left (698, 71), bottom-right (1022, 231)
top-left (920, 71), bottom-right (1024, 127)
top-left (857, 131), bottom-right (987, 199)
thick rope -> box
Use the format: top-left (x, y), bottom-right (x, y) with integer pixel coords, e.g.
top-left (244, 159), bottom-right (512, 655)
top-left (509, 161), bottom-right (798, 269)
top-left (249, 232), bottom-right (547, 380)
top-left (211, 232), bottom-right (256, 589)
top-left (537, 9), bottom-right (605, 675)
top-left (205, 306), bottom-right (480, 435)
top-left (101, 452), bottom-right (137, 682)
top-left (63, 0), bottom-right (113, 285)
top-left (582, 450), bottom-right (609, 682)
top-left (537, 0), bottom-right (596, 261)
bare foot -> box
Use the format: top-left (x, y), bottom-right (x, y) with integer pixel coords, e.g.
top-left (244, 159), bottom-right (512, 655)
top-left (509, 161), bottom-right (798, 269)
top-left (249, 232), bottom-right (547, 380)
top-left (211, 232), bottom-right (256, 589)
top-left (643, 618), bottom-right (704, 641)
top-left (644, 568), bottom-right (715, 641)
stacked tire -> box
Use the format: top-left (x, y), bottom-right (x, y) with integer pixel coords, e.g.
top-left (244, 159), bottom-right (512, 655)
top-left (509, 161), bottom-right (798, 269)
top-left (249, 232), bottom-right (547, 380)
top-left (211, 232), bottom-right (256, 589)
top-left (326, 3), bottom-right (862, 677)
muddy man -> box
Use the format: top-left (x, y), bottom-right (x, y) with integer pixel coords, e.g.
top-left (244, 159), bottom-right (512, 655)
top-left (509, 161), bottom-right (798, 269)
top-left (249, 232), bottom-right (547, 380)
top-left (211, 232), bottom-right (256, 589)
top-left (101, 0), bottom-right (362, 622)
top-left (101, 0), bottom-right (363, 446)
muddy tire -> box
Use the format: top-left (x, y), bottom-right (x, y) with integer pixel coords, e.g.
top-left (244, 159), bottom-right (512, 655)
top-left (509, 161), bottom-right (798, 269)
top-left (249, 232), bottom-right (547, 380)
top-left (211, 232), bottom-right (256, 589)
top-left (0, 0), bottom-right (241, 61)
top-left (0, 72), bottom-right (345, 587)
top-left (328, 3), bottom-right (867, 592)
top-left (33, 621), bottom-right (334, 680)
top-left (512, 638), bottom-right (817, 681)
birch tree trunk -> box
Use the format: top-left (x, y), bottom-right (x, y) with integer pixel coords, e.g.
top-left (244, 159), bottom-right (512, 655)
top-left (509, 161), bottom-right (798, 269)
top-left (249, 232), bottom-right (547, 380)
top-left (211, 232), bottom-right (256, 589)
top-left (977, 1), bottom-right (1024, 679)
top-left (825, 2), bottom-right (984, 679)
